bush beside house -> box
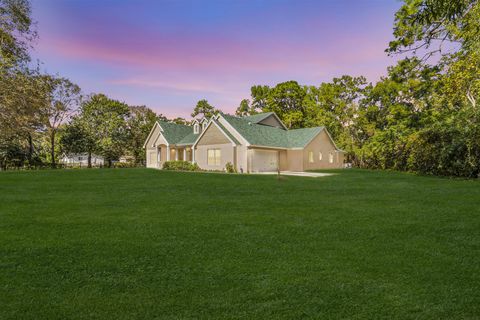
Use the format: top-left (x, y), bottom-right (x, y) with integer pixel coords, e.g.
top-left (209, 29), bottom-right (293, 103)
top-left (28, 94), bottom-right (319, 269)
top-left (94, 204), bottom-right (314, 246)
top-left (162, 161), bottom-right (201, 171)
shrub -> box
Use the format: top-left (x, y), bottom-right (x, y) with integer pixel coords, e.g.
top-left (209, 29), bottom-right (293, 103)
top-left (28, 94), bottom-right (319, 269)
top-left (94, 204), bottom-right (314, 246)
top-left (225, 162), bottom-right (236, 173)
top-left (162, 160), bottom-right (201, 171)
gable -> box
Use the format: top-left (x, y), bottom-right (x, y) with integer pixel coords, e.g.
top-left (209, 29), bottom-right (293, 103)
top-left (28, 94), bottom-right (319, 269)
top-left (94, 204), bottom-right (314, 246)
top-left (144, 123), bottom-right (161, 149)
top-left (287, 127), bottom-right (323, 148)
top-left (243, 112), bottom-right (287, 129)
top-left (153, 131), bottom-right (168, 146)
top-left (197, 122), bottom-right (232, 146)
top-left (305, 129), bottom-right (337, 151)
top-left (257, 114), bottom-right (285, 129)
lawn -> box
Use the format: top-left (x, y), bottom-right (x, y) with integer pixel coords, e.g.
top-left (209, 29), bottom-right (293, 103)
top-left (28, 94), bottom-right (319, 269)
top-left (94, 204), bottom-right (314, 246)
top-left (0, 168), bottom-right (479, 319)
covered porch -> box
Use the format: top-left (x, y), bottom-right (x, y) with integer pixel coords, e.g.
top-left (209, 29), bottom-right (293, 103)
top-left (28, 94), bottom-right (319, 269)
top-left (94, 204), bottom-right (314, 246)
top-left (154, 144), bottom-right (194, 168)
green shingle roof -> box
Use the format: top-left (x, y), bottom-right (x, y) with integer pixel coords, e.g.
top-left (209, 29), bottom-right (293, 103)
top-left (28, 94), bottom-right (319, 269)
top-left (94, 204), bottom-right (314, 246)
top-left (176, 132), bottom-right (200, 146)
top-left (157, 121), bottom-right (193, 144)
top-left (220, 113), bottom-right (324, 148)
top-left (213, 119), bottom-right (241, 145)
top-left (287, 127), bottom-right (325, 148)
top-left (243, 112), bottom-right (275, 123)
top-left (156, 114), bottom-right (326, 149)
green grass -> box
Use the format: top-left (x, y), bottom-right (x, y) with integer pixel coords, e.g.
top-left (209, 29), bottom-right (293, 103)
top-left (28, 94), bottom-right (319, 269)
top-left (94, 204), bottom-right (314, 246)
top-left (1, 168), bottom-right (479, 319)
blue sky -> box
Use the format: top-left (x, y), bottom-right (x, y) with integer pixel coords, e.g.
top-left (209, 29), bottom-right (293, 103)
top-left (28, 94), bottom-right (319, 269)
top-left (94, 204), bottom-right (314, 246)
top-left (31, 0), bottom-right (402, 118)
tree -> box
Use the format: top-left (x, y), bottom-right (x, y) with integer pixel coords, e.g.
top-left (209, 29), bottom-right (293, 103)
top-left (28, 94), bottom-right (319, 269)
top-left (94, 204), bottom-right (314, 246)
top-left (0, 67), bottom-right (50, 163)
top-left (43, 76), bottom-right (81, 168)
top-left (250, 85), bottom-right (270, 113)
top-left (125, 105), bottom-right (157, 164)
top-left (60, 119), bottom-right (96, 166)
top-left (171, 117), bottom-right (189, 125)
top-left (191, 99), bottom-right (217, 118)
top-left (387, 0), bottom-right (479, 59)
top-left (70, 94), bottom-right (130, 167)
top-left (264, 81), bottom-right (307, 128)
top-left (235, 99), bottom-right (253, 116)
top-left (304, 76), bottom-right (368, 159)
top-left (0, 0), bottom-right (36, 67)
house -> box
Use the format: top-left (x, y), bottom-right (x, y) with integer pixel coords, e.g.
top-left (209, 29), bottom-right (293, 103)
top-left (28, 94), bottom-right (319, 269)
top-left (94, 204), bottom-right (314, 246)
top-left (143, 112), bottom-right (345, 172)
top-left (119, 155), bottom-right (135, 163)
top-left (60, 153), bottom-right (104, 167)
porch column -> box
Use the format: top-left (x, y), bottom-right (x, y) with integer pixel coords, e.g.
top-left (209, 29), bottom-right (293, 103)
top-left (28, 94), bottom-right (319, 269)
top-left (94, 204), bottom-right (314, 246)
top-left (192, 147), bottom-right (195, 163)
top-left (183, 148), bottom-right (186, 161)
top-left (166, 146), bottom-right (170, 161)
top-left (175, 148), bottom-right (178, 160)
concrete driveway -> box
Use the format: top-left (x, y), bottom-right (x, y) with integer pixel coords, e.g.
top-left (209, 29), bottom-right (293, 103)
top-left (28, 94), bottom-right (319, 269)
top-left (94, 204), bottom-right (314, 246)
top-left (255, 171), bottom-right (334, 178)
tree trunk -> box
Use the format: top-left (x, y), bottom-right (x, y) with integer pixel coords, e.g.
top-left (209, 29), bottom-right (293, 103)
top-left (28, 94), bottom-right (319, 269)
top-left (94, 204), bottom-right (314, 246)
top-left (50, 130), bottom-right (56, 168)
top-left (88, 152), bottom-right (92, 168)
top-left (28, 133), bottom-right (33, 161)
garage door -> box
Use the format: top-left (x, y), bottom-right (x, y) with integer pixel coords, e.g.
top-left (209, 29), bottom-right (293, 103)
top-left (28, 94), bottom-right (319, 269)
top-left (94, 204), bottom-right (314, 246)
top-left (252, 150), bottom-right (278, 172)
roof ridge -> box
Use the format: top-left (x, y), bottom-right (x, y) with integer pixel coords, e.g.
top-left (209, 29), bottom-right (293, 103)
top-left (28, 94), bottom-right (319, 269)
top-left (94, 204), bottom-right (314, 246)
top-left (157, 120), bottom-right (191, 128)
top-left (288, 126), bottom-right (324, 131)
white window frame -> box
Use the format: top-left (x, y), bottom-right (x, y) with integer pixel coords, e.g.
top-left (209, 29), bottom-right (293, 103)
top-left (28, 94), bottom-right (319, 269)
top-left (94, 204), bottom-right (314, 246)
top-left (202, 122), bottom-right (207, 130)
top-left (207, 148), bottom-right (221, 166)
top-left (329, 152), bottom-right (334, 163)
top-left (308, 151), bottom-right (314, 163)
top-left (194, 123), bottom-right (199, 134)
top-left (319, 152), bottom-right (323, 161)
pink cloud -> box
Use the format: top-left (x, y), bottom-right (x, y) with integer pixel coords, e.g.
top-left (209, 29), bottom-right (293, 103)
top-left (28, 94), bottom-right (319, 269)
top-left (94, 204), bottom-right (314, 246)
top-left (107, 78), bottom-right (231, 95)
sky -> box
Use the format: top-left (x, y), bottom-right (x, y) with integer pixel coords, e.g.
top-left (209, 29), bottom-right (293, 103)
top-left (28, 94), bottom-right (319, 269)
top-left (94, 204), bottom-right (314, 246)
top-left (31, 0), bottom-right (402, 118)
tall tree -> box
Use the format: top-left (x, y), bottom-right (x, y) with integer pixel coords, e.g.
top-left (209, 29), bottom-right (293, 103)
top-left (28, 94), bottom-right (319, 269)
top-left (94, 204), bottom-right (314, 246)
top-left (60, 119), bottom-right (96, 166)
top-left (250, 85), bottom-right (270, 113)
top-left (265, 81), bottom-right (307, 128)
top-left (388, 0), bottom-right (479, 58)
top-left (0, 0), bottom-right (36, 67)
top-left (191, 99), bottom-right (217, 118)
top-left (0, 67), bottom-right (50, 163)
top-left (43, 76), bottom-right (81, 168)
top-left (235, 99), bottom-right (254, 116)
top-left (72, 94), bottom-right (130, 167)
top-left (125, 105), bottom-right (157, 164)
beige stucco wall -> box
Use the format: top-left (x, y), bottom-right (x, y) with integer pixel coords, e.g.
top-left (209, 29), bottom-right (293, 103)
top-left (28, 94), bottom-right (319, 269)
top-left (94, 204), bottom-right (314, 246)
top-left (145, 124), bottom-right (174, 169)
top-left (195, 143), bottom-right (234, 171)
top-left (197, 123), bottom-right (230, 145)
top-left (286, 149), bottom-right (304, 172)
top-left (195, 122), bottom-right (235, 170)
top-left (302, 130), bottom-right (344, 170)
top-left (146, 150), bottom-right (156, 168)
top-left (279, 150), bottom-right (288, 171)
top-left (217, 116), bottom-right (249, 172)
top-left (145, 125), bottom-right (161, 168)
top-left (147, 145), bottom-right (169, 169)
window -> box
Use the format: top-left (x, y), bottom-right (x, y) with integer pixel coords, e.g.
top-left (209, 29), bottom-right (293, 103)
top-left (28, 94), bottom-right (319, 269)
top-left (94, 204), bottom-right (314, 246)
top-left (319, 152), bottom-right (323, 161)
top-left (329, 152), bottom-right (334, 163)
top-left (308, 151), bottom-right (314, 163)
top-left (158, 147), bottom-right (161, 162)
top-left (202, 122), bottom-right (207, 130)
top-left (207, 149), bottom-right (221, 166)
top-left (194, 123), bottom-right (199, 134)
